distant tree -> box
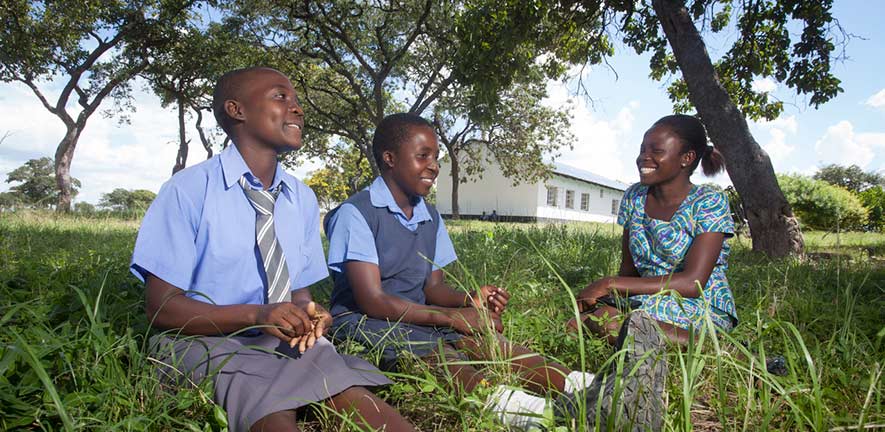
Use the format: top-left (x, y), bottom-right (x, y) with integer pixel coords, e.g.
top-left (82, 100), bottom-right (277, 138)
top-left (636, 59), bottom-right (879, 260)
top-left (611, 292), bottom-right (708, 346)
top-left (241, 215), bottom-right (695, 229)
top-left (0, 0), bottom-right (195, 211)
top-left (304, 146), bottom-right (373, 209)
top-left (857, 186), bottom-right (885, 232)
top-left (813, 164), bottom-right (884, 193)
top-left (73, 201), bottom-right (96, 215)
top-left (5, 157), bottom-right (80, 208)
top-left (0, 191), bottom-right (22, 211)
top-left (98, 188), bottom-right (156, 213)
top-left (433, 80), bottom-right (573, 218)
top-left (778, 174), bottom-right (867, 231)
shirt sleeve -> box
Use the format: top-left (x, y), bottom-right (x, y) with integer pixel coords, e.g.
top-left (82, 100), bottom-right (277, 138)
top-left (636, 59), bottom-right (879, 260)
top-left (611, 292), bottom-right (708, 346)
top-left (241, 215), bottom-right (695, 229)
top-left (326, 203), bottom-right (379, 272)
top-left (292, 189), bottom-right (329, 289)
top-left (432, 211), bottom-right (457, 270)
top-left (130, 181), bottom-right (199, 289)
top-left (693, 188), bottom-right (735, 237)
top-left (617, 184), bottom-right (635, 226)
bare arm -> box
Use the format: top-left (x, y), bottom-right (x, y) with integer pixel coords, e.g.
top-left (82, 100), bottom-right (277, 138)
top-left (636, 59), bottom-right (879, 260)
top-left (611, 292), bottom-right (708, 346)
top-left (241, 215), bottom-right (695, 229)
top-left (423, 269), bottom-right (470, 308)
top-left (342, 261), bottom-right (501, 333)
top-left (618, 228), bottom-right (641, 277)
top-left (144, 273), bottom-right (313, 342)
top-left (578, 232), bottom-right (725, 307)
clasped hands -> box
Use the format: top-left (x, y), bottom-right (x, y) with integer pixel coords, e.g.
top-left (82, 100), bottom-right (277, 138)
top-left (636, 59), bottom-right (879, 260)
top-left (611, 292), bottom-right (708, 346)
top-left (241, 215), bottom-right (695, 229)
top-left (450, 285), bottom-right (510, 335)
top-left (257, 300), bottom-right (332, 353)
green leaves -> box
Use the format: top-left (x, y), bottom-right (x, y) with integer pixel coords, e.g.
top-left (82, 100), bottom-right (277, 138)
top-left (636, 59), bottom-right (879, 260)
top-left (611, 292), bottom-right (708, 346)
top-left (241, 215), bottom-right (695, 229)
top-left (609, 0), bottom-right (846, 120)
top-left (4, 157), bottom-right (81, 209)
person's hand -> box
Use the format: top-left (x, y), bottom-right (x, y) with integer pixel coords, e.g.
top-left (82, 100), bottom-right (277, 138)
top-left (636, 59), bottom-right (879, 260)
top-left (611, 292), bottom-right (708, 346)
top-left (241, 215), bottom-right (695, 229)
top-left (289, 301), bottom-right (332, 353)
top-left (471, 285), bottom-right (510, 315)
top-left (448, 307), bottom-right (503, 335)
top-left (256, 302), bottom-right (313, 344)
top-left (576, 277), bottom-right (614, 312)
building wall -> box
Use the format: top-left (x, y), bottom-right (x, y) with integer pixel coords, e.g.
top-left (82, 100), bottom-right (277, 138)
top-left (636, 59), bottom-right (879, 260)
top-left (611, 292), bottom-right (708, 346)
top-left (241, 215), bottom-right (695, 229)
top-left (536, 175), bottom-right (624, 223)
top-left (437, 157), bottom-right (627, 222)
top-left (436, 158), bottom-right (539, 217)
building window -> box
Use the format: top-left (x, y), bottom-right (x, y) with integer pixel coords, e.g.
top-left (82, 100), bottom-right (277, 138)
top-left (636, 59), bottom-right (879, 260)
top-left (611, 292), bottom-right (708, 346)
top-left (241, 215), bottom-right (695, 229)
top-left (546, 186), bottom-right (558, 206)
top-left (599, 188), bottom-right (604, 198)
top-left (565, 190), bottom-right (575, 209)
top-left (611, 199), bottom-right (619, 215)
top-left (580, 193), bottom-right (590, 211)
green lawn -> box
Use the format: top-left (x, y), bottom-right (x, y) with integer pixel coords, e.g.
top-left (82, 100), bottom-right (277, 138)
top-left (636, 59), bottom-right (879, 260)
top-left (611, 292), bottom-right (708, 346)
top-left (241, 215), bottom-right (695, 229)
top-left (1, 211), bottom-right (882, 431)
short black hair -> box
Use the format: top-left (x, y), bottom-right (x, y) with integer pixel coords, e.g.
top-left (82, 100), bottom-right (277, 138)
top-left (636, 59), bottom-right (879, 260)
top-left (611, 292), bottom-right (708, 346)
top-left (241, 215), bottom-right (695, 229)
top-left (212, 67), bottom-right (276, 136)
top-left (372, 113), bottom-right (434, 170)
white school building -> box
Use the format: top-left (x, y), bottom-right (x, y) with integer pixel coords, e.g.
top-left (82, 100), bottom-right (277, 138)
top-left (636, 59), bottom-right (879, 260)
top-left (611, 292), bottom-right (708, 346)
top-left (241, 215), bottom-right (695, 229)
top-left (435, 158), bottom-right (629, 223)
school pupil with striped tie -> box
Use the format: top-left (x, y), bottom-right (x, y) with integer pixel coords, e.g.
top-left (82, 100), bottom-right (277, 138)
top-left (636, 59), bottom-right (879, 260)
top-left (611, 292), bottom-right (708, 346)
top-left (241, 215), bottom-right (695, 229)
top-left (130, 67), bottom-right (415, 432)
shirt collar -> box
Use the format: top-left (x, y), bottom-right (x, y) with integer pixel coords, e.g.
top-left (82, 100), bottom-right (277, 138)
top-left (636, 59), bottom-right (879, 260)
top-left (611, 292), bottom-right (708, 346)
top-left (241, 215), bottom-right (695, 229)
top-left (220, 144), bottom-right (293, 197)
top-left (367, 176), bottom-right (430, 223)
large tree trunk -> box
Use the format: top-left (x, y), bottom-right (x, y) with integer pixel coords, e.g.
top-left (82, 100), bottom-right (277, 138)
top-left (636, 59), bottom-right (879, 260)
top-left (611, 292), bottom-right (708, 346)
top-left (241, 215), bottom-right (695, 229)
top-left (450, 150), bottom-right (461, 219)
top-left (652, 0), bottom-right (804, 257)
top-left (173, 98), bottom-right (188, 174)
top-left (54, 125), bottom-right (82, 212)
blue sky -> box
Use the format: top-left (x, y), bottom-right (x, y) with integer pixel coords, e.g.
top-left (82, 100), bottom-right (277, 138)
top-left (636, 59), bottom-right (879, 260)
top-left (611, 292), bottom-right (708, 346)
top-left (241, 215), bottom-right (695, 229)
top-left (1, 1), bottom-right (882, 204)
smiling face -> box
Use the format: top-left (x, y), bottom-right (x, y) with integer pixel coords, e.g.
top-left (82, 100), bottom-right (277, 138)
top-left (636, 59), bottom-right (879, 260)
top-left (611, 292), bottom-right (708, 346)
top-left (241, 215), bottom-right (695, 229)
top-left (385, 125), bottom-right (440, 198)
top-left (227, 68), bottom-right (304, 153)
top-left (636, 125), bottom-right (695, 186)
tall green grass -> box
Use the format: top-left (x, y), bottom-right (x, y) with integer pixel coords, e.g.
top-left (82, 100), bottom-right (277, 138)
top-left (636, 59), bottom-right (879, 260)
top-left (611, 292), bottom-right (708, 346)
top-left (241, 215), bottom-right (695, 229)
top-left (1, 212), bottom-right (882, 430)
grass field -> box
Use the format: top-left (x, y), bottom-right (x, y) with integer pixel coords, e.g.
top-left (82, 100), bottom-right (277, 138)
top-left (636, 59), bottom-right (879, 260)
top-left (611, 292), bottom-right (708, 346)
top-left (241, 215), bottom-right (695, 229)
top-left (1, 211), bottom-right (883, 431)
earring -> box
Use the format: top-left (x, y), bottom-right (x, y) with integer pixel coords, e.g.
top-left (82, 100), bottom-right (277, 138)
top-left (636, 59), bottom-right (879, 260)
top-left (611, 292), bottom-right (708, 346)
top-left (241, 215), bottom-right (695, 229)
top-left (681, 163), bottom-right (687, 167)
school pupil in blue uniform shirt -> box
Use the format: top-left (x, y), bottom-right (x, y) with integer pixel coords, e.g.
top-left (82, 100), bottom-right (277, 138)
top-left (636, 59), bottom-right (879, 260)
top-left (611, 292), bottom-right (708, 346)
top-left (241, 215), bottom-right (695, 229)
top-left (325, 113), bottom-right (596, 430)
top-left (130, 67), bottom-right (414, 432)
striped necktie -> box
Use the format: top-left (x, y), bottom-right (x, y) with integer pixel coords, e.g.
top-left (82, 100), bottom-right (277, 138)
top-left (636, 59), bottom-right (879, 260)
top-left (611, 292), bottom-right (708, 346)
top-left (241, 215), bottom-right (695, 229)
top-left (239, 176), bottom-right (291, 304)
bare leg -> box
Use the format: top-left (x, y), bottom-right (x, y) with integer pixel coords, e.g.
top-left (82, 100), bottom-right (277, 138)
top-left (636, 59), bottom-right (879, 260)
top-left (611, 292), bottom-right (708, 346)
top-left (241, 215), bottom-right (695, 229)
top-left (424, 344), bottom-right (488, 393)
top-left (250, 410), bottom-right (299, 432)
top-left (567, 305), bottom-right (695, 347)
top-left (456, 333), bottom-right (571, 394)
top-left (566, 305), bottom-right (624, 345)
top-left (655, 320), bottom-right (693, 346)
top-left (325, 386), bottom-right (416, 432)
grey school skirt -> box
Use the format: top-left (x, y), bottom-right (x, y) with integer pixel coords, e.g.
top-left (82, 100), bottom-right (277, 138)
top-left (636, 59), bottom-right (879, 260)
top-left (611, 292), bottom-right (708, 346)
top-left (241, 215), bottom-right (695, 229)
top-left (150, 333), bottom-right (391, 431)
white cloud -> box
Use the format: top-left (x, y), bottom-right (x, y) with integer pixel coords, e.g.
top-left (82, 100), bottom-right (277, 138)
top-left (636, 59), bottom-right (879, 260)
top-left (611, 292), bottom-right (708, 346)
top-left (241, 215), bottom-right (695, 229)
top-left (1, 79), bottom-right (195, 204)
top-left (749, 115), bottom-right (799, 172)
top-left (814, 120), bottom-right (877, 168)
top-left (0, 78), bottom-right (329, 205)
top-left (542, 81), bottom-right (638, 183)
top-left (864, 89), bottom-right (885, 110)
top-left (751, 77), bottom-right (777, 93)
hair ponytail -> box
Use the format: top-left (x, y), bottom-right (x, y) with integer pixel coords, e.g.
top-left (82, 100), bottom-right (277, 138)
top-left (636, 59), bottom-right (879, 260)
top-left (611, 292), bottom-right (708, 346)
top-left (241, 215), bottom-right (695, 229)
top-left (701, 145), bottom-right (725, 176)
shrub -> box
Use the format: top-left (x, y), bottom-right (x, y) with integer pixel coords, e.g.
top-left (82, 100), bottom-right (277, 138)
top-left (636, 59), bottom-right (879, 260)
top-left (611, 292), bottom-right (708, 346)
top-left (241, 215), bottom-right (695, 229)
top-left (777, 174), bottom-right (868, 231)
top-left (858, 186), bottom-right (885, 232)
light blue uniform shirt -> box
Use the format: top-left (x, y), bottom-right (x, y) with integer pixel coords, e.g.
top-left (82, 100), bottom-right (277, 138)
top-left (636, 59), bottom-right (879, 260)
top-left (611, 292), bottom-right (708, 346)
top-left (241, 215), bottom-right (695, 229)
top-left (326, 177), bottom-right (457, 273)
top-left (130, 144), bottom-right (328, 306)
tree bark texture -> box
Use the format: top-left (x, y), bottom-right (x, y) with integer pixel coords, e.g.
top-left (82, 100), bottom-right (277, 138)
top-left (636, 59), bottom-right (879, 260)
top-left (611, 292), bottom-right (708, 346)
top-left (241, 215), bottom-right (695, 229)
top-left (54, 125), bottom-right (81, 212)
top-left (194, 108), bottom-right (214, 160)
top-left (173, 98), bottom-right (188, 175)
top-left (449, 150), bottom-right (461, 219)
top-left (652, 0), bottom-right (804, 257)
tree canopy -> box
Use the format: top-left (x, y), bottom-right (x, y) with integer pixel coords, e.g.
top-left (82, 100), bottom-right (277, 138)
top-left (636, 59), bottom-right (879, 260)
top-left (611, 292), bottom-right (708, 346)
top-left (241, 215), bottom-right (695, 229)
top-left (4, 157), bottom-right (80, 208)
top-left (98, 188), bottom-right (157, 213)
top-left (813, 164), bottom-right (884, 193)
top-left (0, 0), bottom-right (196, 211)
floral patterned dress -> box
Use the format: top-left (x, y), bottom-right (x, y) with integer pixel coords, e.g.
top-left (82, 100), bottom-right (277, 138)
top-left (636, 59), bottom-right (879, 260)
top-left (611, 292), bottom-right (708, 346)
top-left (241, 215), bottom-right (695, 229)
top-left (617, 183), bottom-right (738, 331)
